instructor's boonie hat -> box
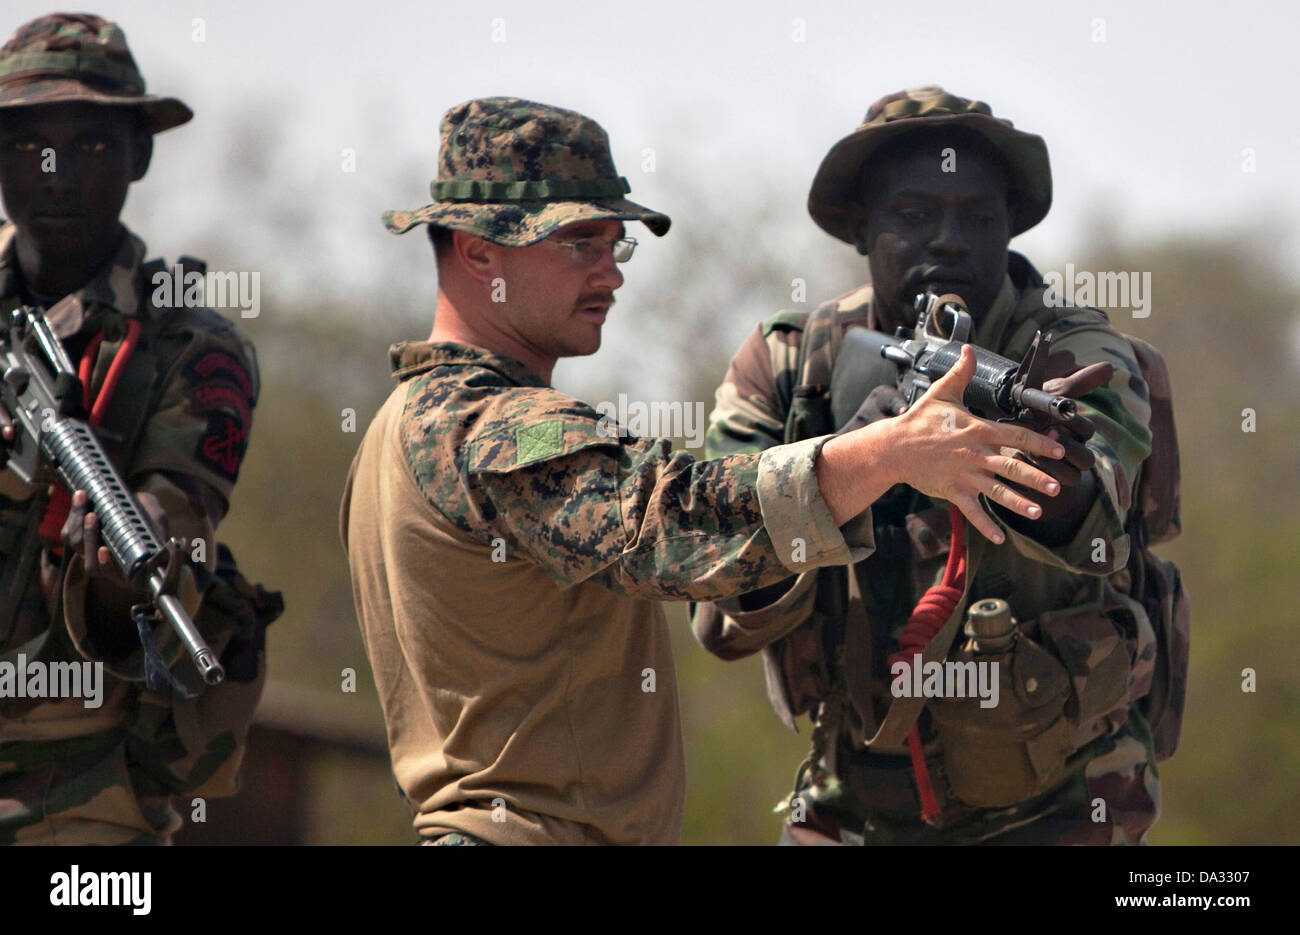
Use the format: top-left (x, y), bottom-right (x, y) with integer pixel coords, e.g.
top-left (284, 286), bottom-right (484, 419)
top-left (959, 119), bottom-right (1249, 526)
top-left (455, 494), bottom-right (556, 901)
top-left (383, 96), bottom-right (670, 245)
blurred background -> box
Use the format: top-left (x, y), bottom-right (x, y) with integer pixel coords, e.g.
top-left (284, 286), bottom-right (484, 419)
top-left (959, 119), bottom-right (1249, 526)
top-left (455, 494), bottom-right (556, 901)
top-left (6, 0), bottom-right (1295, 843)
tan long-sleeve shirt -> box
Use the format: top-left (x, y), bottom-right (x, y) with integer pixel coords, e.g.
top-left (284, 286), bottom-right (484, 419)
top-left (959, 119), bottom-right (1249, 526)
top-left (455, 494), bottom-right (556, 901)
top-left (340, 341), bottom-right (873, 844)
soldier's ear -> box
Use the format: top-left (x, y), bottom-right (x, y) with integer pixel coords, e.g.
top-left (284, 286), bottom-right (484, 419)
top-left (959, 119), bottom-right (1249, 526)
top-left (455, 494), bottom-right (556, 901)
top-left (129, 120), bottom-right (152, 182)
top-left (453, 231), bottom-right (501, 285)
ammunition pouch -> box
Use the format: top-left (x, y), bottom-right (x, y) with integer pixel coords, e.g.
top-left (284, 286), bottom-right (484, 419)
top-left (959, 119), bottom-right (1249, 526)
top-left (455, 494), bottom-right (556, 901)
top-left (1119, 518), bottom-right (1189, 762)
top-left (927, 597), bottom-right (1141, 809)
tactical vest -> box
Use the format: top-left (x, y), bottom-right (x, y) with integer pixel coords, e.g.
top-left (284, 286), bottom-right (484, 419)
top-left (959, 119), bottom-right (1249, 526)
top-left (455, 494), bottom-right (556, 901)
top-left (767, 253), bottom-right (1188, 816)
top-left (0, 256), bottom-right (281, 684)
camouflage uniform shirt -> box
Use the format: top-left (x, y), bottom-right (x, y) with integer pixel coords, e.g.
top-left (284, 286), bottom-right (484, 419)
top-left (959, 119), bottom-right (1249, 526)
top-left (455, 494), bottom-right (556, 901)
top-left (340, 340), bottom-right (874, 845)
top-left (0, 223), bottom-right (264, 844)
top-left (693, 255), bottom-right (1163, 844)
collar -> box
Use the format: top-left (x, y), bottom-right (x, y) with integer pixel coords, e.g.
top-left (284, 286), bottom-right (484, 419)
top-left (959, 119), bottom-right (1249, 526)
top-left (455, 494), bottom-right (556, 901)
top-left (0, 221), bottom-right (150, 339)
top-left (388, 340), bottom-right (549, 388)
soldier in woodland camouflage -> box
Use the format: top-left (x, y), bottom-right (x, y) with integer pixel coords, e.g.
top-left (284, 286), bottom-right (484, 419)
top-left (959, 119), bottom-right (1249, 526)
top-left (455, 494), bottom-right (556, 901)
top-left (340, 97), bottom-right (1070, 845)
top-left (0, 13), bottom-right (278, 844)
top-left (693, 86), bottom-right (1183, 845)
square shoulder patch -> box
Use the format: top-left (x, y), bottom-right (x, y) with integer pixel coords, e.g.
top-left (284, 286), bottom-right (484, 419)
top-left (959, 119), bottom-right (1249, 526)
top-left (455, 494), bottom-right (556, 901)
top-left (516, 418), bottom-right (564, 466)
top-left (465, 417), bottom-right (620, 474)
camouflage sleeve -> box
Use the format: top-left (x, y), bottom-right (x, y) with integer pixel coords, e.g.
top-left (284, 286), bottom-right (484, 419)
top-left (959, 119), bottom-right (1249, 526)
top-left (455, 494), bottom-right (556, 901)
top-left (127, 320), bottom-right (260, 518)
top-left (705, 315), bottom-right (802, 458)
top-left (690, 315), bottom-right (871, 657)
top-left (61, 319), bottom-right (268, 797)
top-left (996, 326), bottom-right (1152, 575)
top-left (454, 408), bottom-right (870, 601)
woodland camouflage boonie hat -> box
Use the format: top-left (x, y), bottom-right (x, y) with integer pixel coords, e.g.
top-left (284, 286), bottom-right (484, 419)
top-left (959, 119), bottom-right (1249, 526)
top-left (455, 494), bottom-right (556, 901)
top-left (809, 85), bottom-right (1051, 243)
top-left (0, 13), bottom-right (192, 134)
top-left (383, 96), bottom-right (670, 246)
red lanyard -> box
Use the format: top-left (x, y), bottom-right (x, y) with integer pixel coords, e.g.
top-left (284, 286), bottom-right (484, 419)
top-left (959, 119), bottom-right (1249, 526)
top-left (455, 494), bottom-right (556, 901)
top-left (887, 503), bottom-right (968, 823)
top-left (38, 319), bottom-right (143, 547)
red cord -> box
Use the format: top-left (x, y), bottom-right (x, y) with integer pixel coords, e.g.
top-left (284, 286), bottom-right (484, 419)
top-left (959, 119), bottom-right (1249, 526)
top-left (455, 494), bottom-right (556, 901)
top-left (888, 502), bottom-right (967, 824)
top-left (38, 319), bottom-right (142, 545)
top-left (89, 319), bottom-right (140, 427)
top-left (77, 332), bottom-right (105, 411)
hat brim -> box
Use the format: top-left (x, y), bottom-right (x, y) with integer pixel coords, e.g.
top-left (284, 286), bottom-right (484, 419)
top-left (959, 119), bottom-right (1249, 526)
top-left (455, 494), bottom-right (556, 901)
top-left (381, 196), bottom-right (671, 245)
top-left (0, 77), bottom-right (192, 134)
top-left (808, 111), bottom-right (1051, 243)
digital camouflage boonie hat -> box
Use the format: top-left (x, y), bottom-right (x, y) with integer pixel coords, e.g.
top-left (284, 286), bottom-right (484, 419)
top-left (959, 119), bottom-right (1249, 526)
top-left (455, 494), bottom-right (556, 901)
top-left (0, 13), bottom-right (192, 134)
top-left (808, 85), bottom-right (1051, 243)
top-left (383, 97), bottom-right (670, 246)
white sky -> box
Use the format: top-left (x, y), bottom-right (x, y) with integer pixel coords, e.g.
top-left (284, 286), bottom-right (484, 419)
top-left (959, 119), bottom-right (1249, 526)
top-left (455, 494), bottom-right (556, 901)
top-left (4, 0), bottom-right (1297, 389)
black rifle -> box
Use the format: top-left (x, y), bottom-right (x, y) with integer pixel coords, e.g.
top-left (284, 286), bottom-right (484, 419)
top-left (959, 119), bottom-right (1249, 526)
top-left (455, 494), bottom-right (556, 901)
top-left (0, 306), bottom-right (224, 686)
top-left (830, 292), bottom-right (1077, 432)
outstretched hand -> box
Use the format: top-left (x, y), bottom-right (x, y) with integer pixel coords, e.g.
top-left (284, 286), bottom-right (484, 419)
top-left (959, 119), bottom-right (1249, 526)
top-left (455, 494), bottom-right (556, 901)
top-left (875, 345), bottom-right (1067, 544)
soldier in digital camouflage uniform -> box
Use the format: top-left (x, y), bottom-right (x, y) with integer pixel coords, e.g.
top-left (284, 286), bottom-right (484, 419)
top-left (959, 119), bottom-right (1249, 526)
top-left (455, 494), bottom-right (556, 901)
top-left (0, 13), bottom-right (278, 844)
top-left (692, 86), bottom-right (1176, 845)
top-left (339, 96), bottom-right (1070, 845)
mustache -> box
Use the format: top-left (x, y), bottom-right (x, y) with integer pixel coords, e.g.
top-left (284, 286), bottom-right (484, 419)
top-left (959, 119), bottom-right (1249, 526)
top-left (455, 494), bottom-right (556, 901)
top-left (575, 291), bottom-right (616, 309)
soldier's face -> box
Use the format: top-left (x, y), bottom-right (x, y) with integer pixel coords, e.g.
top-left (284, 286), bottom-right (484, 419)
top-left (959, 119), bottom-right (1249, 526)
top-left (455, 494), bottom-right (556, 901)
top-left (0, 102), bottom-right (149, 256)
top-left (857, 142), bottom-right (1011, 329)
top-left (494, 218), bottom-right (625, 360)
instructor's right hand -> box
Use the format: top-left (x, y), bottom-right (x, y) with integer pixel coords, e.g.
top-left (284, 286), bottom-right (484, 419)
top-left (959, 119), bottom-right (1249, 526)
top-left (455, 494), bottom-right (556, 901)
top-left (873, 345), bottom-right (1065, 544)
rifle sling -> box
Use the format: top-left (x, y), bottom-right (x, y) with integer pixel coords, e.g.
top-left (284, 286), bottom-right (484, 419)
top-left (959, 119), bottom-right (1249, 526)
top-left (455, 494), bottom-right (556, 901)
top-left (859, 533), bottom-right (984, 753)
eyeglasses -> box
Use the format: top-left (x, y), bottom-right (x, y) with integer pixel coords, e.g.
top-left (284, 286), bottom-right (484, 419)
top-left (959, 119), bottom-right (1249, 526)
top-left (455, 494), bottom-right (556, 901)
top-left (544, 236), bottom-right (637, 267)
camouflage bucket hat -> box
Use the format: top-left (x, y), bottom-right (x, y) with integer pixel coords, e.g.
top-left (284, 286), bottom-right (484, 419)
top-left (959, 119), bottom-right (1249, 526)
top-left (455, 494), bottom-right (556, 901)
top-left (0, 13), bottom-right (192, 134)
top-left (808, 85), bottom-right (1051, 243)
top-left (383, 97), bottom-right (670, 246)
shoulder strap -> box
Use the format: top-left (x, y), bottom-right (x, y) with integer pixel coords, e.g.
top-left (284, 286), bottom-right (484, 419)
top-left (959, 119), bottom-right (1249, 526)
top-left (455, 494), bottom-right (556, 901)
top-left (1125, 335), bottom-right (1181, 545)
top-left (96, 256), bottom-right (217, 458)
top-left (784, 295), bottom-right (870, 443)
